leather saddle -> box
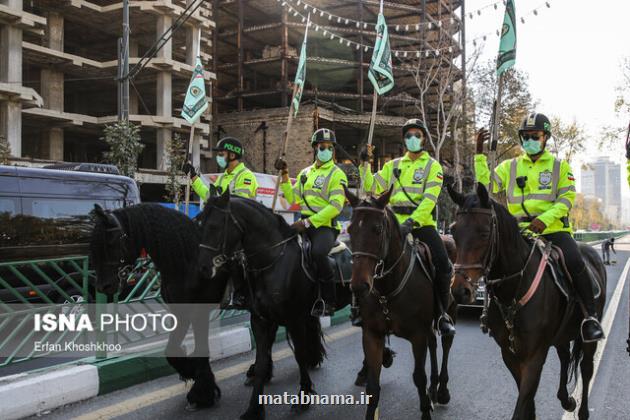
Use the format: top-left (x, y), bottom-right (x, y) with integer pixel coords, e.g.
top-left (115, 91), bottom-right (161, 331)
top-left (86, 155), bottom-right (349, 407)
top-left (298, 235), bottom-right (352, 285)
top-left (542, 243), bottom-right (601, 300)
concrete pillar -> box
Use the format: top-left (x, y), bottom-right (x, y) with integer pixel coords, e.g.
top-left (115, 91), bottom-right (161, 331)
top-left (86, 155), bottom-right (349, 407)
top-left (40, 11), bottom-right (64, 160)
top-left (155, 14), bottom-right (172, 170)
top-left (0, 0), bottom-right (23, 157)
top-left (129, 40), bottom-right (139, 114)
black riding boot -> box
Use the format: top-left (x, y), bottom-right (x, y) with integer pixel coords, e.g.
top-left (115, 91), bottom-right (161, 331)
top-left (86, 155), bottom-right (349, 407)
top-left (436, 273), bottom-right (456, 336)
top-left (574, 266), bottom-right (604, 342)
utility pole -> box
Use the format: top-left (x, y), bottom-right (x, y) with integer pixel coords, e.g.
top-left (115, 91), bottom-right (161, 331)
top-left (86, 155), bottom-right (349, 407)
top-left (117, 0), bottom-right (130, 121)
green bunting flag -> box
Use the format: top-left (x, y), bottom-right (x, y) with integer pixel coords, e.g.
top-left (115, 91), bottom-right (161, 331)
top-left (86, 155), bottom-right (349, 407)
top-left (292, 15), bottom-right (310, 117)
top-left (496, 0), bottom-right (517, 77)
top-left (181, 56), bottom-right (209, 124)
top-left (368, 12), bottom-right (394, 95)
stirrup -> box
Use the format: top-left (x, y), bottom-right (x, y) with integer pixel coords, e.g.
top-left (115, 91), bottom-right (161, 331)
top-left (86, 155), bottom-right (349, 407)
top-left (580, 316), bottom-right (605, 343)
top-left (437, 313), bottom-right (456, 336)
top-left (311, 298), bottom-right (326, 317)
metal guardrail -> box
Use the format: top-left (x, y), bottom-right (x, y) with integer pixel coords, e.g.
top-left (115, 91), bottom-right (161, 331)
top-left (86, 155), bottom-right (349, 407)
top-left (0, 256), bottom-right (247, 368)
top-left (574, 230), bottom-right (630, 243)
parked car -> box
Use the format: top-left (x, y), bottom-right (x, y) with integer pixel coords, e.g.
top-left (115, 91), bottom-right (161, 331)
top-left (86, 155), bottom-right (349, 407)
top-left (0, 164), bottom-right (141, 304)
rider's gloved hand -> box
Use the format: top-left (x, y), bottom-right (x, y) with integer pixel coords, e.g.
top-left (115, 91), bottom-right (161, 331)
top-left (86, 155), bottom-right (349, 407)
top-left (400, 218), bottom-right (415, 238)
top-left (274, 158), bottom-right (288, 172)
top-left (360, 145), bottom-right (375, 163)
top-left (182, 161), bottom-right (197, 178)
top-left (291, 219), bottom-right (309, 233)
top-left (476, 129), bottom-right (490, 154)
top-left (528, 218), bottom-right (546, 234)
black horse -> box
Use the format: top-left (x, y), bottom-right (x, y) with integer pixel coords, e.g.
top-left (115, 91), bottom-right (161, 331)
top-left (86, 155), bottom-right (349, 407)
top-left (448, 183), bottom-right (606, 420)
top-left (197, 191), bottom-right (360, 420)
top-left (344, 187), bottom-right (454, 420)
top-left (90, 203), bottom-right (222, 410)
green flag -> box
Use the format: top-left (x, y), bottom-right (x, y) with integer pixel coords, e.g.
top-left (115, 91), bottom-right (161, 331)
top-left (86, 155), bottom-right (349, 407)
top-left (368, 12), bottom-right (394, 95)
top-left (181, 56), bottom-right (208, 124)
top-left (292, 16), bottom-right (309, 117)
top-left (496, 0), bottom-right (516, 76)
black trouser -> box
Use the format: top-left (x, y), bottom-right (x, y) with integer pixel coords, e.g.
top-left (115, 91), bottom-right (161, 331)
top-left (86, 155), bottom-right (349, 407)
top-left (412, 226), bottom-right (452, 313)
top-left (544, 232), bottom-right (594, 312)
top-left (602, 247), bottom-right (610, 263)
top-left (306, 226), bottom-right (337, 282)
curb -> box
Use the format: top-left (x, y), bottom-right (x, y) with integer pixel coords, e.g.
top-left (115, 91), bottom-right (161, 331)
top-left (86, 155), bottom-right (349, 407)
top-left (0, 310), bottom-right (352, 419)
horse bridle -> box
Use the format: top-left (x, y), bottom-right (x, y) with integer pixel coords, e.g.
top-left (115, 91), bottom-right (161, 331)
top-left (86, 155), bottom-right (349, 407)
top-left (452, 207), bottom-right (499, 288)
top-left (198, 203), bottom-right (245, 272)
top-left (350, 206), bottom-right (406, 281)
top-left (103, 211), bottom-right (133, 291)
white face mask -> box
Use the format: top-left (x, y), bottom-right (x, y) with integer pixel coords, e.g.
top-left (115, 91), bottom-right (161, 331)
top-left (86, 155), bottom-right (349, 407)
top-left (404, 135), bottom-right (423, 152)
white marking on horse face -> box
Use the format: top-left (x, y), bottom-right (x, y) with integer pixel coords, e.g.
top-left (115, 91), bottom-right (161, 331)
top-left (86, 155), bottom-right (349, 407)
top-left (358, 220), bottom-right (363, 228)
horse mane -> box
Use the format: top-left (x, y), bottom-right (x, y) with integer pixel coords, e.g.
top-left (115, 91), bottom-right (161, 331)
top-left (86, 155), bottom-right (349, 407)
top-left (91, 203), bottom-right (200, 279)
top-left (201, 195), bottom-right (295, 238)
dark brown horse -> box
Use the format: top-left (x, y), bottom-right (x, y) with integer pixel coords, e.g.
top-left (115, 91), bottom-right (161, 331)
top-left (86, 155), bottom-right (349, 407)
top-left (447, 183), bottom-right (606, 420)
top-left (345, 187), bottom-right (454, 420)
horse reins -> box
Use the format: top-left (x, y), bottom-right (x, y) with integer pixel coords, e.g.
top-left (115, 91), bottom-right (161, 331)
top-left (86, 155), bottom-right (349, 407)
top-left (103, 211), bottom-right (133, 291)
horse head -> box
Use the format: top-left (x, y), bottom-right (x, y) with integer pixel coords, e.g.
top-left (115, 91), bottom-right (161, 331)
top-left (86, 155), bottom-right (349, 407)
top-left (197, 190), bottom-right (244, 281)
top-left (90, 204), bottom-right (135, 296)
top-left (344, 185), bottom-right (395, 295)
top-left (447, 182), bottom-right (496, 305)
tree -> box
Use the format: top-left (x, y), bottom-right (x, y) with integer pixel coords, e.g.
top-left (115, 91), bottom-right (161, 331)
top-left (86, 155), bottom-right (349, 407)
top-left (0, 135), bottom-right (10, 164)
top-left (569, 193), bottom-right (611, 230)
top-left (548, 117), bottom-right (586, 164)
top-left (468, 61), bottom-right (536, 159)
top-left (101, 121), bottom-right (144, 178)
top-left (600, 56), bottom-right (630, 150)
top-left (164, 132), bottom-right (187, 206)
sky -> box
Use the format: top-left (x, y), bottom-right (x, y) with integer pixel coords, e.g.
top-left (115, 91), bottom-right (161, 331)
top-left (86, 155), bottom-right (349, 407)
top-left (466, 0), bottom-right (630, 196)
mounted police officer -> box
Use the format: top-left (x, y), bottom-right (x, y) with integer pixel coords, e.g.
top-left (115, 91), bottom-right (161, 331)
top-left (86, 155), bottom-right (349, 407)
top-left (359, 118), bottom-right (456, 336)
top-left (183, 136), bottom-right (258, 309)
top-left (183, 136), bottom-right (258, 200)
top-left (475, 112), bottom-right (604, 342)
top-left (275, 128), bottom-right (348, 317)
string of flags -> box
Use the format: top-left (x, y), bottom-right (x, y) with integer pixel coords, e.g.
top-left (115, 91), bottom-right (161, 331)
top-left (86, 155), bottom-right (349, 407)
top-left (277, 0), bottom-right (556, 58)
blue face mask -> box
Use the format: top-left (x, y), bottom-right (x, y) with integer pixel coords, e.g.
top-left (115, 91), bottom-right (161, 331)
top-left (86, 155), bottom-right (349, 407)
top-left (216, 155), bottom-right (227, 168)
top-left (522, 139), bottom-right (543, 155)
top-left (404, 135), bottom-right (422, 152)
top-left (317, 148), bottom-right (333, 163)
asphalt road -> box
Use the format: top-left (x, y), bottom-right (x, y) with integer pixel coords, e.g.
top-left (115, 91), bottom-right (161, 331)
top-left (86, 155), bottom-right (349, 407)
top-left (31, 243), bottom-right (630, 420)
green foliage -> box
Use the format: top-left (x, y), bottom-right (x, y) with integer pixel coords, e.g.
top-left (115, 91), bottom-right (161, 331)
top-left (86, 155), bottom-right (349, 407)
top-left (0, 135), bottom-right (11, 164)
top-left (101, 121), bottom-right (144, 178)
top-left (548, 117), bottom-right (586, 164)
top-left (164, 132), bottom-right (187, 204)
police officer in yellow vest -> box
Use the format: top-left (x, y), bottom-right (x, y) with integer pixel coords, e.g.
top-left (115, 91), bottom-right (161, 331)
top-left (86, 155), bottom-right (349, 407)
top-left (475, 112), bottom-right (604, 342)
top-left (183, 136), bottom-right (258, 309)
top-left (183, 137), bottom-right (258, 201)
top-left (275, 128), bottom-right (348, 317)
top-left (626, 139), bottom-right (630, 187)
top-left (359, 118), bottom-right (456, 336)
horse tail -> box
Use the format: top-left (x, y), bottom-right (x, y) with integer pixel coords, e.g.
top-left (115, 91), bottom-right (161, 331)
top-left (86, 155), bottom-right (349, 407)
top-left (286, 316), bottom-right (327, 369)
top-left (569, 337), bottom-right (583, 384)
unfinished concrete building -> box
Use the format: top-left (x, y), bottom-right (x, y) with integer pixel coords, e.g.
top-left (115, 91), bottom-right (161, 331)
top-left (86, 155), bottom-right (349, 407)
top-left (0, 0), bottom-right (215, 196)
top-left (213, 0), bottom-right (465, 179)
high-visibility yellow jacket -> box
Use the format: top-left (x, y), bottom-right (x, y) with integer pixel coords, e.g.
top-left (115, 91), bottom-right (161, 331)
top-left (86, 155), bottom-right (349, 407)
top-left (359, 151), bottom-right (443, 227)
top-left (627, 160), bottom-right (630, 187)
top-left (281, 160), bottom-right (348, 229)
top-left (474, 151), bottom-right (576, 235)
top-left (192, 162), bottom-right (258, 200)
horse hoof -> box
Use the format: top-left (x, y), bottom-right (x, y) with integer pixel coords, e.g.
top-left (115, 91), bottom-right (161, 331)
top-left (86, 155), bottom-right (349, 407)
top-left (429, 387), bottom-right (438, 403)
top-left (563, 397), bottom-right (577, 412)
top-left (354, 373), bottom-right (367, 387)
top-left (185, 402), bottom-right (200, 412)
top-left (436, 386), bottom-right (451, 405)
top-left (421, 412), bottom-right (432, 420)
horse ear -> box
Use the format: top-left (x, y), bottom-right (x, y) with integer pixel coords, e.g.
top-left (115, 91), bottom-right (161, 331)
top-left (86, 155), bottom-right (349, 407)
top-left (208, 184), bottom-right (219, 198)
top-left (94, 204), bottom-right (107, 220)
top-left (217, 188), bottom-right (230, 206)
top-left (375, 185), bottom-right (393, 209)
top-left (446, 183), bottom-right (465, 207)
top-left (343, 185), bottom-right (359, 208)
top-left (476, 182), bottom-right (491, 207)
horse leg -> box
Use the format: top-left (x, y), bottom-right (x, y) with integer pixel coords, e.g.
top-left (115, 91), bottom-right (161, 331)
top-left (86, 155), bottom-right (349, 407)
top-left (411, 332), bottom-right (432, 420)
top-left (578, 341), bottom-right (596, 420)
top-left (511, 349), bottom-right (548, 420)
top-left (356, 345), bottom-right (394, 387)
top-left (186, 305), bottom-right (221, 410)
top-left (245, 322), bottom-right (277, 386)
top-left (437, 332), bottom-right (454, 405)
top-left (241, 314), bottom-right (273, 420)
top-left (427, 332), bottom-right (439, 403)
top-left (165, 308), bottom-right (195, 381)
top-left (362, 329), bottom-right (384, 420)
top-left (555, 344), bottom-right (577, 412)
top-left (287, 321), bottom-right (317, 412)
top-left (501, 347), bottom-right (522, 389)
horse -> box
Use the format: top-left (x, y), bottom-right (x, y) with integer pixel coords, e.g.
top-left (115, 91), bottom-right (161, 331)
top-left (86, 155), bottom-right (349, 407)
top-left (90, 203), bottom-right (223, 410)
top-left (447, 183), bottom-right (606, 420)
top-left (344, 186), bottom-right (455, 420)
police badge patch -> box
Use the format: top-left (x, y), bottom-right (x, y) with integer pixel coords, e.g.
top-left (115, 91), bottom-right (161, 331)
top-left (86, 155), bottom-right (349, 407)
top-left (313, 175), bottom-right (325, 189)
top-left (538, 170), bottom-right (553, 190)
top-left (412, 168), bottom-right (424, 184)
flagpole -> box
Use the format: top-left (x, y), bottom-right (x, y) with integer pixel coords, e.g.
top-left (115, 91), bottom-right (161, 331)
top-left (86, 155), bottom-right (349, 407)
top-left (488, 73), bottom-right (504, 197)
top-left (359, 91), bottom-right (378, 197)
top-left (184, 31), bottom-right (203, 216)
